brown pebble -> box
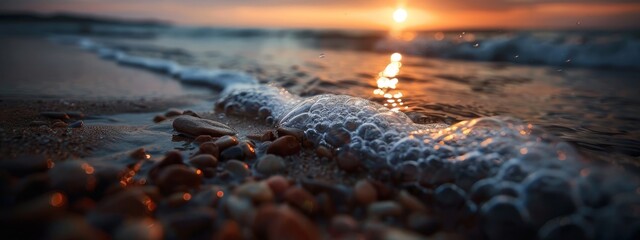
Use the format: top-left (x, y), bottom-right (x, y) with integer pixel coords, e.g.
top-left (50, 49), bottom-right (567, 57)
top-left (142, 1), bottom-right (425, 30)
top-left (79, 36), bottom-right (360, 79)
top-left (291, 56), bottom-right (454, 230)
top-left (188, 154), bottom-right (218, 170)
top-left (156, 165), bottom-right (201, 195)
top-left (330, 215), bottom-right (359, 237)
top-left (65, 111), bottom-right (86, 119)
top-left (367, 201), bottom-right (403, 218)
top-left (316, 146), bottom-right (333, 159)
top-left (336, 150), bottom-right (360, 172)
top-left (268, 206), bottom-right (320, 240)
top-left (182, 110), bottom-right (200, 118)
top-left (225, 160), bottom-right (250, 179)
top-left (130, 148), bottom-right (148, 160)
top-left (276, 127), bottom-right (304, 141)
top-left (194, 135), bottom-right (213, 144)
top-left (172, 115), bottom-right (236, 137)
top-left (164, 108), bottom-right (183, 117)
top-left (283, 186), bottom-right (317, 214)
top-left (397, 190), bottom-right (427, 212)
top-left (256, 154), bottom-right (286, 175)
top-left (114, 218), bottom-right (163, 240)
top-left (234, 182), bottom-right (274, 204)
top-left (93, 188), bottom-right (154, 218)
top-left (49, 160), bottom-right (96, 195)
top-left (214, 220), bottom-right (242, 240)
top-left (52, 122), bottom-right (68, 128)
top-left (354, 180), bottom-right (377, 205)
top-left (266, 135), bottom-right (301, 156)
top-left (265, 175), bottom-right (290, 197)
top-left (153, 115), bottom-right (167, 123)
top-left (214, 135), bottom-right (239, 151)
top-left (149, 151), bottom-right (184, 181)
top-left (198, 142), bottom-right (219, 159)
top-left (40, 111), bottom-right (70, 120)
top-left (253, 204), bottom-right (279, 238)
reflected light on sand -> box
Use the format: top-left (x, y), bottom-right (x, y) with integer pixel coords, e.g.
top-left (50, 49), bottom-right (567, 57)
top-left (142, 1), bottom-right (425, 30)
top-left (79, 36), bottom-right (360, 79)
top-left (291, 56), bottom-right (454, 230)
top-left (373, 52), bottom-right (408, 112)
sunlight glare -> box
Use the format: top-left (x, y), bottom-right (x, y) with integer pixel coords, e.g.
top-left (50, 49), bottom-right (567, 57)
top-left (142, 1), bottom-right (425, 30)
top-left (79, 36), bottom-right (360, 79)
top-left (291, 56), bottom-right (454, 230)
top-left (393, 8), bottom-right (407, 23)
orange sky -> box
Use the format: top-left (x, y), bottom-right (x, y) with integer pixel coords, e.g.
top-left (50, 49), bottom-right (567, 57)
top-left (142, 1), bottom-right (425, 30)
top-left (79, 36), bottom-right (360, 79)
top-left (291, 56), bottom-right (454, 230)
top-left (1, 0), bottom-right (639, 30)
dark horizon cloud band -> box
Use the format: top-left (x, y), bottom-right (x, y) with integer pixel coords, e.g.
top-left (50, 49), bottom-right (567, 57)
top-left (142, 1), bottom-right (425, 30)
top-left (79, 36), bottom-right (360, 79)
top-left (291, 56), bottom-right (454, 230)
top-left (1, 0), bottom-right (639, 29)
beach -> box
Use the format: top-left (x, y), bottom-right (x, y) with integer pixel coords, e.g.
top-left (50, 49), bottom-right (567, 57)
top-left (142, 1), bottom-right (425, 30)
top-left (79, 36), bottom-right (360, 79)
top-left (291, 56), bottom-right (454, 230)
top-left (1, 19), bottom-right (640, 240)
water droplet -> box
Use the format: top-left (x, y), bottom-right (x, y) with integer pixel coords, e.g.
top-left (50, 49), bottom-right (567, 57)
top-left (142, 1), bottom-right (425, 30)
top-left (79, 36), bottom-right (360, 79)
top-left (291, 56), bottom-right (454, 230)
top-left (473, 43), bottom-right (479, 48)
top-left (565, 59), bottom-right (571, 63)
top-left (319, 53), bottom-right (325, 58)
top-left (514, 55), bottom-right (519, 59)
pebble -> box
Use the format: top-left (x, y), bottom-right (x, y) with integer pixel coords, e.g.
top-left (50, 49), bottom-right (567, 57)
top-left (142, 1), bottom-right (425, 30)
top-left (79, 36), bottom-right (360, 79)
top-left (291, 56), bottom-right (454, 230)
top-left (234, 181), bottom-right (274, 204)
top-left (92, 189), bottom-right (154, 219)
top-left (0, 154), bottom-right (51, 177)
top-left (480, 196), bottom-right (533, 240)
top-left (276, 127), bottom-right (304, 141)
top-left (435, 183), bottom-right (467, 209)
top-left (40, 111), bottom-right (70, 120)
top-left (65, 111), bottom-right (86, 119)
top-left (188, 154), bottom-right (218, 170)
top-left (256, 154), bottom-right (287, 175)
top-left (253, 204), bottom-right (279, 238)
top-left (336, 150), bottom-right (361, 172)
top-left (266, 136), bottom-right (301, 156)
top-left (153, 115), bottom-right (166, 123)
top-left (522, 172), bottom-right (576, 228)
top-left (198, 142), bottom-right (219, 159)
top-left (214, 135), bottom-right (239, 151)
top-left (129, 148), bottom-right (148, 160)
top-left (156, 165), bottom-right (201, 195)
top-left (182, 110), bottom-right (200, 118)
top-left (407, 212), bottom-right (440, 236)
top-left (397, 190), bottom-right (427, 212)
top-left (316, 146), bottom-right (333, 159)
top-left (172, 115), bottom-right (236, 137)
top-left (68, 120), bottom-right (83, 128)
top-left (164, 108), bottom-right (183, 117)
top-left (148, 151), bottom-right (184, 181)
top-left (265, 175), bottom-right (290, 197)
top-left (164, 208), bottom-right (216, 239)
top-left (354, 180), bottom-right (377, 205)
top-left (214, 220), bottom-right (242, 240)
top-left (267, 206), bottom-right (320, 240)
top-left (48, 217), bottom-right (101, 240)
top-left (225, 160), bottom-right (251, 179)
top-left (284, 186), bottom-right (318, 214)
top-left (51, 121), bottom-right (68, 128)
top-left (220, 145), bottom-right (246, 161)
top-left (325, 126), bottom-right (351, 147)
top-left (367, 201), bottom-right (403, 218)
top-left (194, 135), bottom-right (213, 144)
top-left (226, 195), bottom-right (254, 223)
top-left (49, 160), bottom-right (96, 195)
top-left (330, 215), bottom-right (359, 236)
top-left (114, 218), bottom-right (163, 240)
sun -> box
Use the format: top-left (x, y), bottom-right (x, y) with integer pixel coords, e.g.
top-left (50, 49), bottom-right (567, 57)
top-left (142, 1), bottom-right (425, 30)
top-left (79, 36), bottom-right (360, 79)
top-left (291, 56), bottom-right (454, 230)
top-left (393, 8), bottom-right (408, 23)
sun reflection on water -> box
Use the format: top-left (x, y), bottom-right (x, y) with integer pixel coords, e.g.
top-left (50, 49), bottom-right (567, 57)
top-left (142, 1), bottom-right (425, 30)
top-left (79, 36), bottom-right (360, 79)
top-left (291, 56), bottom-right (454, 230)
top-left (373, 52), bottom-right (408, 112)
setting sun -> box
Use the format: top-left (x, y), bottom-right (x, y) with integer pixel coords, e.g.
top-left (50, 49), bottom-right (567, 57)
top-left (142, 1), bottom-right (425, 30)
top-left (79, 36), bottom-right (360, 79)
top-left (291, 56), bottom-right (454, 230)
top-left (393, 8), bottom-right (408, 23)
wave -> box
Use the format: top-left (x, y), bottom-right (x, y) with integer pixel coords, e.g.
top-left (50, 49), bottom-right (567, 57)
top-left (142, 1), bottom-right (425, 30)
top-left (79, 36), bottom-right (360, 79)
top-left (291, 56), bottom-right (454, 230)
top-left (376, 31), bottom-right (640, 69)
top-left (53, 35), bottom-right (640, 239)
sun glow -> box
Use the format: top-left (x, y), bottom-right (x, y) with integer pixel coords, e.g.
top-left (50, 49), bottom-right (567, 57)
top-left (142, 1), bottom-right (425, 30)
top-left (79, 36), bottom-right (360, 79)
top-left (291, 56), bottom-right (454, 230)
top-left (393, 8), bottom-right (408, 23)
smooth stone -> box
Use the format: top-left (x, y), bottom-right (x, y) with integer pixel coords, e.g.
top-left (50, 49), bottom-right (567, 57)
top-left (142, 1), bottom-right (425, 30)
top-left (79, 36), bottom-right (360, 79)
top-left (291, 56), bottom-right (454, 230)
top-left (65, 111), bottom-right (86, 119)
top-left (148, 151), bottom-right (184, 181)
top-left (130, 148), bottom-right (148, 160)
top-left (214, 135), bottom-right (239, 151)
top-left (256, 154), bottom-right (287, 175)
top-left (220, 145), bottom-right (246, 161)
top-left (265, 175), bottom-right (290, 196)
top-left (522, 172), bottom-right (576, 228)
top-left (114, 218), bottom-right (163, 240)
top-left (214, 220), bottom-right (242, 240)
top-left (188, 154), bottom-right (218, 170)
top-left (336, 150), bottom-right (361, 172)
top-left (182, 110), bottom-right (200, 118)
top-left (172, 115), bottom-right (236, 137)
top-left (276, 127), bottom-right (304, 141)
top-left (40, 111), bottom-right (70, 120)
top-left (156, 165), bottom-right (201, 195)
top-left (0, 154), bottom-right (51, 177)
top-left (481, 196), bottom-right (533, 240)
top-left (538, 217), bottom-right (590, 240)
top-left (164, 108), bottom-right (183, 117)
top-left (266, 135), bottom-right (301, 156)
top-left (397, 190), bottom-right (427, 212)
top-left (435, 183), bottom-right (467, 209)
top-left (49, 160), bottom-right (96, 195)
top-left (92, 189), bottom-right (154, 219)
top-left (354, 180), bottom-right (377, 205)
top-left (234, 182), bottom-right (274, 204)
top-left (267, 206), bottom-right (320, 240)
top-left (330, 214), bottom-right (359, 236)
top-left (407, 212), bottom-right (440, 236)
top-left (225, 160), bottom-right (251, 179)
top-left (194, 135), bottom-right (213, 144)
top-left (253, 204), bottom-right (280, 238)
top-left (316, 146), bottom-right (333, 159)
top-left (284, 186), bottom-right (318, 214)
top-left (367, 201), bottom-right (403, 218)
top-left (198, 142), bottom-right (219, 159)
top-left (68, 120), bottom-right (83, 128)
top-left (226, 195), bottom-right (254, 223)
top-left (153, 115), bottom-right (166, 123)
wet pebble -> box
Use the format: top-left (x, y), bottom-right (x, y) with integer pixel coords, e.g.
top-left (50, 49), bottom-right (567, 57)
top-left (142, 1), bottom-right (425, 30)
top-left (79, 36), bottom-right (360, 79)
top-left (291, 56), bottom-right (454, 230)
top-left (164, 108), bottom-right (183, 117)
top-left (481, 196), bottom-right (533, 240)
top-left (256, 154), bottom-right (287, 175)
top-left (49, 160), bottom-right (96, 195)
top-left (336, 150), bottom-right (361, 172)
top-left (214, 135), bottom-right (239, 151)
top-left (114, 218), bottom-right (163, 240)
top-left (435, 183), bottom-right (467, 209)
top-left (164, 208), bottom-right (216, 239)
top-left (397, 190), bottom-right (427, 212)
top-left (194, 135), bottom-right (213, 144)
top-left (234, 181), bottom-right (274, 204)
top-left (129, 148), bottom-right (148, 160)
top-left (266, 135), bottom-right (301, 156)
top-left (407, 212), bottom-right (440, 236)
top-left (198, 142), bottom-right (219, 159)
top-left (188, 154), bottom-right (218, 170)
top-left (265, 175), bottom-right (290, 197)
top-left (354, 180), bottom-right (377, 205)
top-left (368, 201), bottom-right (403, 218)
top-left (268, 206), bottom-right (320, 240)
top-left (330, 214), bottom-right (359, 237)
top-left (316, 146), bottom-right (333, 159)
top-left (182, 110), bottom-right (200, 118)
top-left (277, 127), bottom-right (304, 141)
top-left (156, 165), bottom-right (201, 195)
top-left (225, 160), bottom-right (251, 179)
top-left (0, 154), bottom-right (52, 177)
top-left (153, 115), bottom-right (166, 123)
top-left (220, 145), bottom-right (246, 161)
top-left (172, 115), bottom-right (236, 137)
top-left (284, 186), bottom-right (318, 214)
